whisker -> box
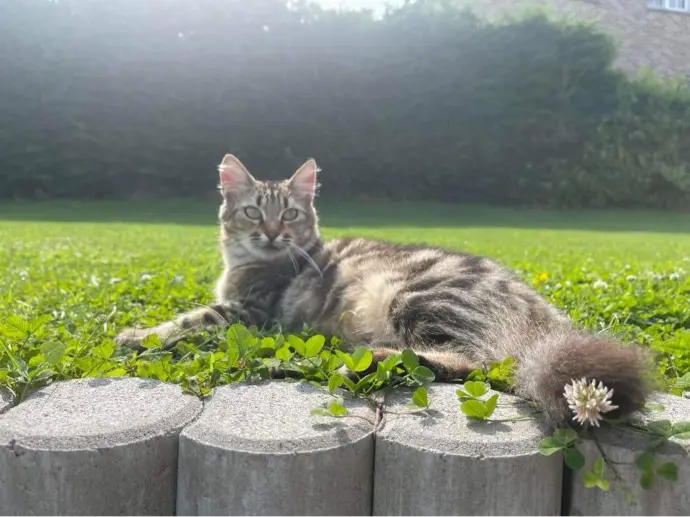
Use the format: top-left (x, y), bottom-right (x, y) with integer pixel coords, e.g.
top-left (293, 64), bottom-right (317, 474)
top-left (289, 243), bottom-right (323, 278)
top-left (285, 246), bottom-right (299, 276)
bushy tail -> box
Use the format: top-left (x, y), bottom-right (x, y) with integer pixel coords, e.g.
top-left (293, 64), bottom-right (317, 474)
top-left (513, 329), bottom-right (654, 427)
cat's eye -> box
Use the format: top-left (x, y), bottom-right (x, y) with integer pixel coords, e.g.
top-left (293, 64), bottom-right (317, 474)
top-left (243, 206), bottom-right (262, 220)
top-left (282, 208), bottom-right (299, 222)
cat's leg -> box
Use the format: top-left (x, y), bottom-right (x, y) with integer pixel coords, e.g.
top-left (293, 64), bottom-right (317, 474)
top-left (366, 289), bottom-right (485, 382)
top-left (413, 350), bottom-right (478, 382)
top-left (114, 300), bottom-right (253, 349)
top-left (340, 345), bottom-right (477, 383)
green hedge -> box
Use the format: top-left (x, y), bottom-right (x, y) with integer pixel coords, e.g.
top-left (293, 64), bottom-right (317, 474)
top-left (0, 0), bottom-right (688, 208)
top-left (550, 74), bottom-right (690, 208)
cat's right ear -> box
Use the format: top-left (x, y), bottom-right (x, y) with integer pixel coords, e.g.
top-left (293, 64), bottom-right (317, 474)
top-left (218, 154), bottom-right (256, 194)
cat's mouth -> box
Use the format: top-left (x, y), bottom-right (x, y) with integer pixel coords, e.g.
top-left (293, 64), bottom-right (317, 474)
top-left (258, 240), bottom-right (288, 252)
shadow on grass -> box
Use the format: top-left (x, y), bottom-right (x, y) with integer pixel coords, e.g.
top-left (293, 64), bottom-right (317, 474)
top-left (0, 199), bottom-right (688, 234)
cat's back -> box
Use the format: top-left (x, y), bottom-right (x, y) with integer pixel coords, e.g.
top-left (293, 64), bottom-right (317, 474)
top-left (323, 236), bottom-right (508, 282)
top-left (304, 237), bottom-right (529, 343)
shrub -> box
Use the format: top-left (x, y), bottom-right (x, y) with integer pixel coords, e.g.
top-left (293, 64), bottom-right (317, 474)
top-left (551, 72), bottom-right (690, 208)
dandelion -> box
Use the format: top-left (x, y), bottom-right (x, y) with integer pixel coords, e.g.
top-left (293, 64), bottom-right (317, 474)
top-left (534, 272), bottom-right (549, 286)
top-left (563, 378), bottom-right (618, 427)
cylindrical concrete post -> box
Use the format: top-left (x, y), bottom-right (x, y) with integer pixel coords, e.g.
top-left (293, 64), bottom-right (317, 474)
top-left (569, 393), bottom-right (690, 516)
top-left (177, 380), bottom-right (375, 516)
top-left (374, 383), bottom-right (563, 515)
top-left (0, 377), bottom-right (202, 515)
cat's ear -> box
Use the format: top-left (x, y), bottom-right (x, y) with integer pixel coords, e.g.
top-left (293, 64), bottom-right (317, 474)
top-left (288, 158), bottom-right (319, 202)
top-left (218, 154), bottom-right (256, 193)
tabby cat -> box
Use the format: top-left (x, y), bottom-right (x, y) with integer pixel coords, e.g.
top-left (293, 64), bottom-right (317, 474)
top-left (115, 154), bottom-right (652, 425)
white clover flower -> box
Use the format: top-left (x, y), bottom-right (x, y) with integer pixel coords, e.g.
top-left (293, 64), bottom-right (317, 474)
top-left (626, 275), bottom-right (637, 282)
top-left (140, 273), bottom-right (153, 281)
top-left (109, 277), bottom-right (122, 285)
top-left (592, 279), bottom-right (608, 289)
top-left (563, 378), bottom-right (618, 427)
top-left (669, 273), bottom-right (680, 281)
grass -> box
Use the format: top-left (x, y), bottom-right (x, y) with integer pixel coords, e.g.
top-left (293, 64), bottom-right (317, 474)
top-left (0, 200), bottom-right (689, 404)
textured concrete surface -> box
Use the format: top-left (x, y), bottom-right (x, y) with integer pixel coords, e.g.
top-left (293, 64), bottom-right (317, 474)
top-left (569, 392), bottom-right (690, 516)
top-left (0, 377), bottom-right (202, 516)
top-left (177, 380), bottom-right (375, 516)
top-left (0, 389), bottom-right (11, 414)
top-left (374, 383), bottom-right (562, 516)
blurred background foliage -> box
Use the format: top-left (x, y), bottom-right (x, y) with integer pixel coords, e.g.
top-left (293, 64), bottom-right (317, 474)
top-left (1, 0), bottom-right (689, 208)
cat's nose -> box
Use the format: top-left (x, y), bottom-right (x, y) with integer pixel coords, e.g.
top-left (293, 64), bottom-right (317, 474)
top-left (265, 230), bottom-right (280, 242)
top-left (264, 222), bottom-right (281, 242)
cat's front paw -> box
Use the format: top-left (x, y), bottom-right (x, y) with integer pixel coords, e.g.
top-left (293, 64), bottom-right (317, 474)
top-left (114, 328), bottom-right (148, 349)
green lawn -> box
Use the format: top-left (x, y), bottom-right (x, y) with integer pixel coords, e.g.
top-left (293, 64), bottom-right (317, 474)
top-left (1, 200), bottom-right (689, 402)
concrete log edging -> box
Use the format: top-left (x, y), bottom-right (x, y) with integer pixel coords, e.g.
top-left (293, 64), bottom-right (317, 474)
top-left (3, 378), bottom-right (690, 516)
top-left (0, 377), bottom-right (203, 516)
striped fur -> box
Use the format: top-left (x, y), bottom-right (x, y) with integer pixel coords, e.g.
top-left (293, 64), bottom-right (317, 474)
top-left (116, 154), bottom-right (653, 426)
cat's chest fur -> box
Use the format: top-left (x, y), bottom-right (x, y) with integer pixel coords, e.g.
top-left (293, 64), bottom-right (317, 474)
top-left (215, 252), bottom-right (332, 329)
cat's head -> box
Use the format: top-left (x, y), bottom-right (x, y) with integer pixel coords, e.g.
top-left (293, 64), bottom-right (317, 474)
top-left (217, 154), bottom-right (320, 262)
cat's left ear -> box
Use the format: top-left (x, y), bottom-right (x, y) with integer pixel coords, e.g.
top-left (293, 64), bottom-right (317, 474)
top-left (288, 158), bottom-right (319, 202)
